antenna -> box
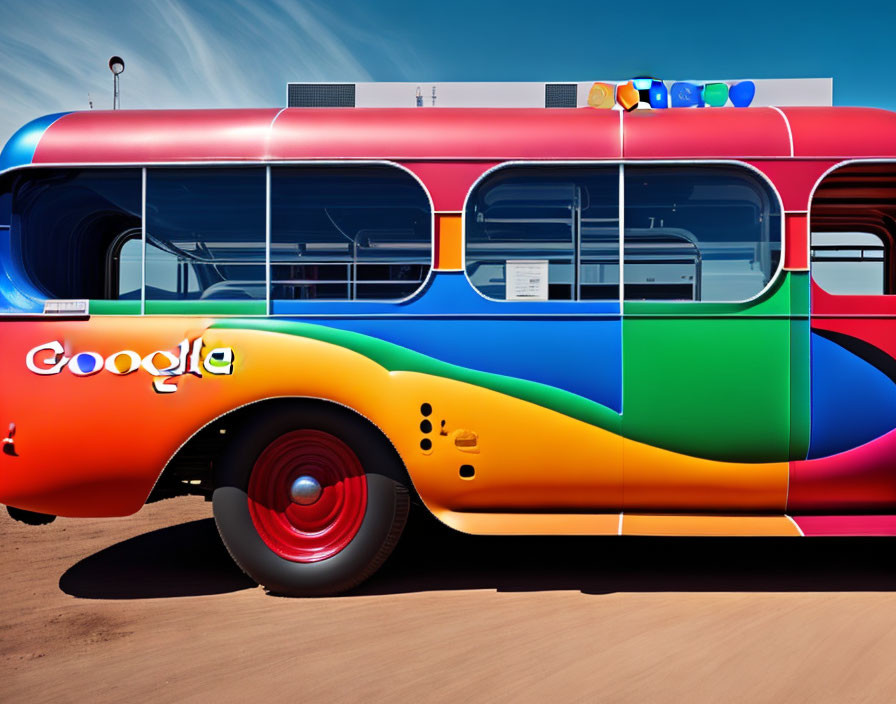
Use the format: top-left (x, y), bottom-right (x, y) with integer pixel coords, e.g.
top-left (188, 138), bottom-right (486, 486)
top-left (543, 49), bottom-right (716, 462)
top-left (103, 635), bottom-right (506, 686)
top-left (432, 85), bottom-right (437, 107)
top-left (88, 92), bottom-right (94, 109)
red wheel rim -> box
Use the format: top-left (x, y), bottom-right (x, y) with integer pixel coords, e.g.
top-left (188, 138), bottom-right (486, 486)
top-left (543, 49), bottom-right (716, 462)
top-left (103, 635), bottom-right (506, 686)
top-left (247, 429), bottom-right (367, 562)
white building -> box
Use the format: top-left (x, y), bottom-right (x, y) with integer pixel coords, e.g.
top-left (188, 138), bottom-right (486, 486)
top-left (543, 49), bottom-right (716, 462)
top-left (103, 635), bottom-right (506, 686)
top-left (286, 79), bottom-right (832, 109)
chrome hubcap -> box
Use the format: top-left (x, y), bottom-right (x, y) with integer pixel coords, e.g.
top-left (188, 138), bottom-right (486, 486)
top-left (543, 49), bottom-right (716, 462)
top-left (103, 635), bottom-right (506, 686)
top-left (289, 475), bottom-right (323, 506)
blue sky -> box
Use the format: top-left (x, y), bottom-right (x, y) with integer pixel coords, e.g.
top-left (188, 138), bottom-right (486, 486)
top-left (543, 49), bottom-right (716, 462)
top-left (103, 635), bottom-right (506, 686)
top-left (1, 0), bottom-right (894, 146)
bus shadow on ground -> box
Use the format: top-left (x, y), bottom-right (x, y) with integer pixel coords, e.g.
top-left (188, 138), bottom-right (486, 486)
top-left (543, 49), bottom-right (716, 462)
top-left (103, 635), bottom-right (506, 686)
top-left (59, 518), bottom-right (256, 599)
top-left (60, 508), bottom-right (896, 600)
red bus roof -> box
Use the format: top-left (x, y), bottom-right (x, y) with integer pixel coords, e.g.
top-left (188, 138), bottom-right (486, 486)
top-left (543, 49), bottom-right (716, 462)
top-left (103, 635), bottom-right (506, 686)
top-left (5, 106), bottom-right (896, 168)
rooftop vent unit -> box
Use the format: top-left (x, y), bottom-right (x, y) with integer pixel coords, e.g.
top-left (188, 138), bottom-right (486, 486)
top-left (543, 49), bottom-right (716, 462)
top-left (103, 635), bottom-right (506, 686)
top-left (287, 83), bottom-right (356, 108)
top-left (544, 83), bottom-right (578, 108)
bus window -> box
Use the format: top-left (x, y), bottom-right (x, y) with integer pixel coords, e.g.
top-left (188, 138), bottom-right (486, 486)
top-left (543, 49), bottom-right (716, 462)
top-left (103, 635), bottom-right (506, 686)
top-left (270, 166), bottom-right (430, 301)
top-left (465, 167), bottom-right (619, 301)
top-left (10, 168), bottom-right (141, 301)
top-left (145, 168), bottom-right (266, 304)
top-left (623, 165), bottom-right (781, 302)
top-left (810, 163), bottom-right (896, 297)
top-left (811, 232), bottom-right (888, 295)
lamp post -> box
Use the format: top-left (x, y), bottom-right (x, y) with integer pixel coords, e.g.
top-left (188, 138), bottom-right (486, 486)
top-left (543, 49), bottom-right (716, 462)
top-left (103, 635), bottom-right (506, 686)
top-left (109, 56), bottom-right (125, 110)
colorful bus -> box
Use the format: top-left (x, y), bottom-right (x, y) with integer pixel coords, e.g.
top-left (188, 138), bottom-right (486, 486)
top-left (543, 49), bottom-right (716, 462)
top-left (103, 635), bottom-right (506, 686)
top-left (2, 106), bottom-right (896, 595)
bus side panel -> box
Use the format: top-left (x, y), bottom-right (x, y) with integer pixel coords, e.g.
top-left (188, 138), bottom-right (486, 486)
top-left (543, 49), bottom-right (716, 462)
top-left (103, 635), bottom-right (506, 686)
top-left (0, 317), bottom-right (625, 517)
top-left (0, 317), bottom-right (239, 516)
top-left (620, 273), bottom-right (798, 511)
top-left (789, 283), bottom-right (896, 512)
top-left (293, 316), bottom-right (623, 414)
top-left (621, 315), bottom-right (791, 511)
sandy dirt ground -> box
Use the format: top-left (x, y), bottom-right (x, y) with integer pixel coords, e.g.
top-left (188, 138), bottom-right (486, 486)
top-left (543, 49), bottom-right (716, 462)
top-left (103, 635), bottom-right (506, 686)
top-left (3, 497), bottom-right (896, 703)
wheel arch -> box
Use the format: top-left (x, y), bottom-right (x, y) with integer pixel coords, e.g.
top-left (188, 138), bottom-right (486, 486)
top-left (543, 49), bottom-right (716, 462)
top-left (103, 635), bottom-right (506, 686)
top-left (146, 396), bottom-right (419, 505)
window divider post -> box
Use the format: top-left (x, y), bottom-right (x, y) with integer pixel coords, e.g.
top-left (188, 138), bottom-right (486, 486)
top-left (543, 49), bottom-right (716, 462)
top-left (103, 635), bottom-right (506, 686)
top-left (141, 167), bottom-right (146, 316)
top-left (619, 163), bottom-right (625, 306)
top-left (265, 165), bottom-right (271, 316)
top-left (574, 186), bottom-right (582, 301)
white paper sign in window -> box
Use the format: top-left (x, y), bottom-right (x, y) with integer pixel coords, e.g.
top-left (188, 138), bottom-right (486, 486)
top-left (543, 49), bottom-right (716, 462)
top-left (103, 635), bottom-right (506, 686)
top-left (506, 259), bottom-right (549, 300)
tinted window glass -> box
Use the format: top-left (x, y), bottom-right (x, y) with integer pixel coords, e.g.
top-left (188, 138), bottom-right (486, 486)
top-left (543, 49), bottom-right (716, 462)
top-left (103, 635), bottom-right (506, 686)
top-left (624, 166), bottom-right (780, 301)
top-left (145, 168), bottom-right (265, 301)
top-left (465, 167), bottom-right (619, 300)
top-left (811, 232), bottom-right (887, 295)
top-left (270, 166), bottom-right (430, 300)
top-left (11, 169), bottom-right (141, 299)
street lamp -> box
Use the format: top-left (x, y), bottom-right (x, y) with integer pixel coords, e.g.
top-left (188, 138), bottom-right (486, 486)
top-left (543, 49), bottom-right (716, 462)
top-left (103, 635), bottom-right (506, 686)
top-left (109, 56), bottom-right (125, 110)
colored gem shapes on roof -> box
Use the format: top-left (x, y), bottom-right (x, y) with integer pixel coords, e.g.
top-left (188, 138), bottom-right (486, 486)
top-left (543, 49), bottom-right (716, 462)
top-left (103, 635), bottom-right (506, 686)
top-left (588, 79), bottom-right (755, 111)
top-left (615, 82), bottom-right (640, 112)
top-left (587, 82), bottom-right (615, 109)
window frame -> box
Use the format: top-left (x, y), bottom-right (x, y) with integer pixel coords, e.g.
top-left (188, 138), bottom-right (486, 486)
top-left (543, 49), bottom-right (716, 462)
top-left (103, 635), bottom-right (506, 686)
top-left (808, 158), bottom-right (896, 299)
top-left (143, 165), bottom-right (269, 312)
top-left (268, 164), bottom-right (434, 304)
top-left (464, 164), bottom-right (620, 302)
top-left (2, 161), bottom-right (435, 317)
top-left (5, 166), bottom-right (143, 307)
top-left (462, 160), bottom-right (786, 306)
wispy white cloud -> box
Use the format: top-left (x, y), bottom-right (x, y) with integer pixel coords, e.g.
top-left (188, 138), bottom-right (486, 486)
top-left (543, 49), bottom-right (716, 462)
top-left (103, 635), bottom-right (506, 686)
top-left (0, 0), bottom-right (419, 146)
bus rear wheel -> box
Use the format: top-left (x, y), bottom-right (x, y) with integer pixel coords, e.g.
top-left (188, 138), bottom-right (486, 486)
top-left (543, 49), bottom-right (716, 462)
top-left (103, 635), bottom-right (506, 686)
top-left (213, 404), bottom-right (409, 596)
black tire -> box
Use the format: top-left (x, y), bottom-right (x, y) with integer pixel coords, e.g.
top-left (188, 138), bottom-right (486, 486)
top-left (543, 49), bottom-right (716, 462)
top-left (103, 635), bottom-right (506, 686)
top-left (212, 402), bottom-right (409, 596)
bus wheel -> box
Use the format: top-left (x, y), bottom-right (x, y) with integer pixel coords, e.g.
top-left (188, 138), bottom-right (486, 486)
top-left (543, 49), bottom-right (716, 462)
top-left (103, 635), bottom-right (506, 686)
top-left (212, 404), bottom-right (409, 596)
